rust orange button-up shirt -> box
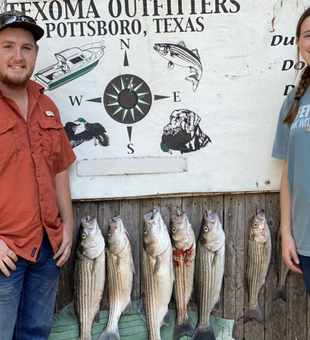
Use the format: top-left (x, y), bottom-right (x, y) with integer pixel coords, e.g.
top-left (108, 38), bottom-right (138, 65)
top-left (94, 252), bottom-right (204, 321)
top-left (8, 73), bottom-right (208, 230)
top-left (0, 80), bottom-right (76, 261)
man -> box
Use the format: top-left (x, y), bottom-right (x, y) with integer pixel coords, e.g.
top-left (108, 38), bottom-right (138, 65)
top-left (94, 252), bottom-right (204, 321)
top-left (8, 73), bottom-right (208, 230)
top-left (0, 10), bottom-right (76, 340)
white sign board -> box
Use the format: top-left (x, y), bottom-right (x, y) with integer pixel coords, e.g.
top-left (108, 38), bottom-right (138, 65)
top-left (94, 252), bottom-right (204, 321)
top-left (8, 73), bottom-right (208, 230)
top-left (6, 0), bottom-right (307, 199)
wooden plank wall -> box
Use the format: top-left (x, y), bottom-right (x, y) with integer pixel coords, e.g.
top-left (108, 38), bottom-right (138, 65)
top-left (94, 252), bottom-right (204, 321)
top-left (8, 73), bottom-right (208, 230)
top-left (56, 192), bottom-right (309, 340)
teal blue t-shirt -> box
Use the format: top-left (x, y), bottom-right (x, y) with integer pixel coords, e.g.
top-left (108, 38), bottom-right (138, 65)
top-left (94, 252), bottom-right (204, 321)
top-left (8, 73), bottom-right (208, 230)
top-left (272, 86), bottom-right (310, 256)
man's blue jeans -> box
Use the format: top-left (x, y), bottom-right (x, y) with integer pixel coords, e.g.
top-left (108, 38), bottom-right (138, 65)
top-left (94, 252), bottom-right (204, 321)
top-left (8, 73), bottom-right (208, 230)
top-left (0, 233), bottom-right (60, 340)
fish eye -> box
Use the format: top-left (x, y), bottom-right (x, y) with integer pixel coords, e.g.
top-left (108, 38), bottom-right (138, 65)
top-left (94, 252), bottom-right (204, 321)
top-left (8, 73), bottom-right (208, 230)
top-left (108, 230), bottom-right (111, 236)
top-left (144, 228), bottom-right (147, 234)
top-left (172, 227), bottom-right (176, 233)
top-left (254, 222), bottom-right (258, 228)
top-left (204, 226), bottom-right (209, 232)
top-left (81, 233), bottom-right (87, 239)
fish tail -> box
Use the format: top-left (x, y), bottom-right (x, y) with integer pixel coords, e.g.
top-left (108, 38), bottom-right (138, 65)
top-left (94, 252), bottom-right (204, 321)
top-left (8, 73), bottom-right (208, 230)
top-left (243, 304), bottom-right (263, 324)
top-left (273, 286), bottom-right (287, 302)
top-left (173, 317), bottom-right (195, 340)
top-left (191, 324), bottom-right (216, 340)
top-left (98, 328), bottom-right (120, 340)
top-left (185, 74), bottom-right (199, 92)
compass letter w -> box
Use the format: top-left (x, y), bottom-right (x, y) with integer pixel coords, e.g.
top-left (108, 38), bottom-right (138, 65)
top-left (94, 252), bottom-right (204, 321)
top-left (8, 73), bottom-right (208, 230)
top-left (69, 95), bottom-right (83, 106)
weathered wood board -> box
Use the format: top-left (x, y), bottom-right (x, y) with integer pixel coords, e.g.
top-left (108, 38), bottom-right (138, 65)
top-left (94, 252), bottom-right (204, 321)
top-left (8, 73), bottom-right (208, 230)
top-left (56, 192), bottom-right (309, 340)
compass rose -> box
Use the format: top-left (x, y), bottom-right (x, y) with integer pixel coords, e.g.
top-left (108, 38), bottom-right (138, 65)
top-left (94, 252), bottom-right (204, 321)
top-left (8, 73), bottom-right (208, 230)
top-left (104, 74), bottom-right (152, 124)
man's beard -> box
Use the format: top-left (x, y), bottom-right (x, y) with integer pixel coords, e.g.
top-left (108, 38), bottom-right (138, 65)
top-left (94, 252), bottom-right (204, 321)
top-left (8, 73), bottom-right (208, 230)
top-left (0, 72), bottom-right (32, 90)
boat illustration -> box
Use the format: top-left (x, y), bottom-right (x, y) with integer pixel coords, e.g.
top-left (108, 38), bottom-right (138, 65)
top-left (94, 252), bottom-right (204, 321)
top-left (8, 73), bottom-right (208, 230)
top-left (34, 41), bottom-right (105, 90)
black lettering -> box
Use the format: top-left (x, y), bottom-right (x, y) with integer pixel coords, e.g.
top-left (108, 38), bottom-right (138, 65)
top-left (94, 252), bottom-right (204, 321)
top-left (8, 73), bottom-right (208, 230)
top-left (201, 1), bottom-right (213, 14)
top-left (127, 143), bottom-right (134, 154)
top-left (284, 36), bottom-right (295, 46)
top-left (190, 0), bottom-right (197, 14)
top-left (295, 61), bottom-right (306, 70)
top-left (109, 20), bottom-right (119, 35)
top-left (125, 0), bottom-right (137, 17)
top-left (97, 21), bottom-right (107, 36)
top-left (120, 20), bottom-right (131, 35)
top-left (120, 39), bottom-right (130, 49)
top-left (173, 18), bottom-right (185, 32)
top-left (141, 0), bottom-right (149, 16)
top-left (32, 1), bottom-right (48, 20)
top-left (185, 18), bottom-right (195, 32)
top-left (229, 0), bottom-right (240, 13)
top-left (57, 22), bottom-right (67, 37)
top-left (153, 0), bottom-right (163, 16)
top-left (174, 91), bottom-right (181, 102)
top-left (284, 85), bottom-right (295, 96)
top-left (64, 0), bottom-right (84, 19)
top-left (153, 18), bottom-right (162, 33)
top-left (177, 0), bottom-right (184, 15)
top-left (19, 2), bottom-right (31, 14)
top-left (87, 21), bottom-right (96, 36)
top-left (86, 0), bottom-right (100, 18)
top-left (131, 19), bottom-right (142, 34)
top-left (45, 23), bottom-right (56, 38)
top-left (166, 0), bottom-right (173, 15)
top-left (196, 16), bottom-right (204, 32)
top-left (282, 60), bottom-right (294, 71)
top-left (109, 0), bottom-right (121, 18)
top-left (271, 35), bottom-right (283, 46)
top-left (164, 18), bottom-right (173, 33)
top-left (69, 96), bottom-right (83, 106)
top-left (49, 1), bottom-right (62, 20)
top-left (215, 0), bottom-right (228, 13)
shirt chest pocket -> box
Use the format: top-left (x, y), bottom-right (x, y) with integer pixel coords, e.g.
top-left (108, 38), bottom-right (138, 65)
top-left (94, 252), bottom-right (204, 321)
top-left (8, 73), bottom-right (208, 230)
top-left (37, 119), bottom-right (63, 160)
top-left (0, 119), bottom-right (23, 166)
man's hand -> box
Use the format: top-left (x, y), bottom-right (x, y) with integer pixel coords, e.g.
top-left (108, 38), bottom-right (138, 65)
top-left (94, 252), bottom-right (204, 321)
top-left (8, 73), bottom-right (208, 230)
top-left (282, 234), bottom-right (302, 274)
top-left (53, 223), bottom-right (73, 267)
top-left (0, 238), bottom-right (18, 276)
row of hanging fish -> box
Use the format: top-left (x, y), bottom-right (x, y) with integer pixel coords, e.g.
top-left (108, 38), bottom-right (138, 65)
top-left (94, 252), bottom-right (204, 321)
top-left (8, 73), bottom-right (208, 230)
top-left (73, 209), bottom-right (226, 340)
top-left (73, 208), bottom-right (288, 340)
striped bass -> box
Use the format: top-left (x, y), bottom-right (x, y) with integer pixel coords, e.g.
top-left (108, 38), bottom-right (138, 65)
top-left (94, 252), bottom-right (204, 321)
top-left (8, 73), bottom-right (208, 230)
top-left (154, 41), bottom-right (203, 92)
top-left (273, 227), bottom-right (290, 301)
top-left (171, 210), bottom-right (196, 340)
top-left (98, 216), bottom-right (135, 340)
top-left (244, 209), bottom-right (271, 324)
top-left (139, 210), bottom-right (174, 340)
top-left (193, 210), bottom-right (225, 340)
top-left (74, 215), bottom-right (106, 340)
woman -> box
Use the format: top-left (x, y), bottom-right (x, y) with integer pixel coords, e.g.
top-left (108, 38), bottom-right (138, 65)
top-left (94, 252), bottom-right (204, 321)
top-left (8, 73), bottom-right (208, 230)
top-left (272, 8), bottom-right (310, 294)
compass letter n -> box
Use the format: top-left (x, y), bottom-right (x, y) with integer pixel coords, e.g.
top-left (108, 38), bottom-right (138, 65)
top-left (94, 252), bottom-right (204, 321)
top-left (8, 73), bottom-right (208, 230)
top-left (69, 95), bottom-right (83, 106)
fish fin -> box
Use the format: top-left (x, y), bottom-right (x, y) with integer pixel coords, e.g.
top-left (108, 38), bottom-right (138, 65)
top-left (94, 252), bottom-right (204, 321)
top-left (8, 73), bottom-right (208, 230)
top-left (273, 286), bottom-right (287, 301)
top-left (173, 317), bottom-right (194, 340)
top-left (192, 324), bottom-right (216, 340)
top-left (191, 48), bottom-right (200, 58)
top-left (185, 74), bottom-right (199, 92)
top-left (243, 304), bottom-right (263, 324)
top-left (122, 301), bottom-right (133, 315)
top-left (69, 301), bottom-right (77, 320)
top-left (116, 254), bottom-right (122, 267)
top-left (94, 309), bottom-right (100, 323)
top-left (98, 329), bottom-right (120, 340)
top-left (178, 41), bottom-right (186, 48)
top-left (161, 309), bottom-right (170, 326)
top-left (168, 61), bottom-right (174, 69)
top-left (137, 298), bottom-right (146, 323)
top-left (154, 256), bottom-right (161, 274)
top-left (211, 299), bottom-right (220, 313)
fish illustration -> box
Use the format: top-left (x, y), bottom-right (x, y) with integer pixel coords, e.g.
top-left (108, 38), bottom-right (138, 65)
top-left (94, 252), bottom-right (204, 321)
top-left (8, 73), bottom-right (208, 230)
top-left (154, 41), bottom-right (203, 92)
top-left (74, 215), bottom-right (106, 340)
top-left (193, 210), bottom-right (225, 340)
top-left (171, 210), bottom-right (196, 340)
top-left (138, 210), bottom-right (174, 340)
top-left (244, 209), bottom-right (271, 324)
top-left (98, 216), bottom-right (135, 340)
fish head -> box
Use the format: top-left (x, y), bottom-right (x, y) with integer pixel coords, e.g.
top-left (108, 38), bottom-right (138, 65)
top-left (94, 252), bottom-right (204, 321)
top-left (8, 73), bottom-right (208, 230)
top-left (200, 210), bottom-right (225, 252)
top-left (170, 210), bottom-right (194, 250)
top-left (250, 209), bottom-right (269, 244)
top-left (153, 43), bottom-right (170, 57)
top-left (143, 210), bottom-right (169, 257)
top-left (107, 215), bottom-right (129, 255)
top-left (78, 215), bottom-right (105, 259)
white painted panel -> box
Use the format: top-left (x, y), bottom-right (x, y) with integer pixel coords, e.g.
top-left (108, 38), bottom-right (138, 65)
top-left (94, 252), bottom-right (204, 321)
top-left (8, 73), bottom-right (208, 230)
top-left (77, 157), bottom-right (187, 176)
top-left (7, 0), bottom-right (306, 198)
